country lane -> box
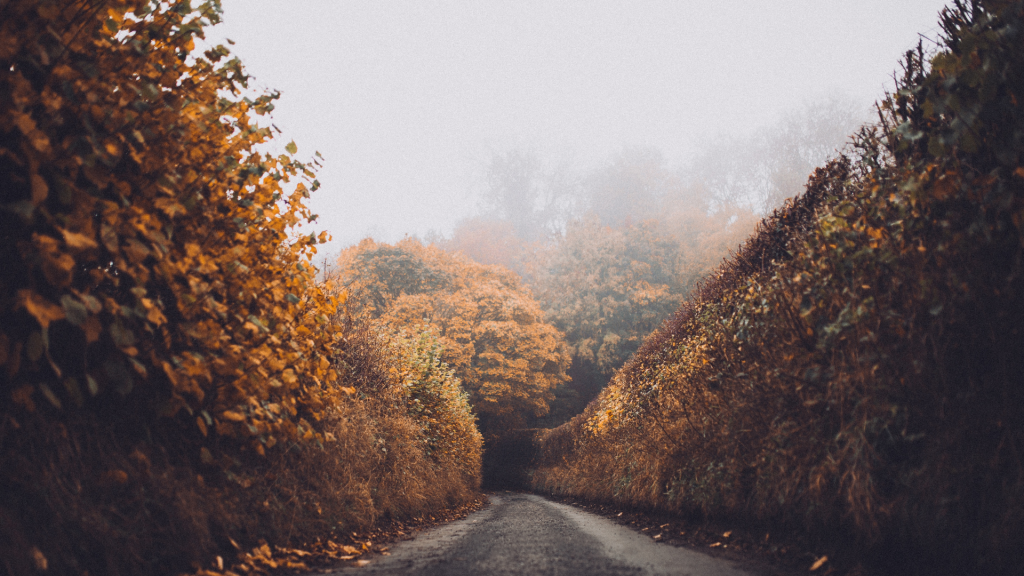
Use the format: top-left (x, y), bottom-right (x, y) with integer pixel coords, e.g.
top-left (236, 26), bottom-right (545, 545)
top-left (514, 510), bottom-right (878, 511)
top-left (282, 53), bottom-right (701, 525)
top-left (325, 492), bottom-right (765, 576)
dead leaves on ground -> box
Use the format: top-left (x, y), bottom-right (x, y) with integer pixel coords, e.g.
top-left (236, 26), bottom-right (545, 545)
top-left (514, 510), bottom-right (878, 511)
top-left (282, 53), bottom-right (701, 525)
top-left (190, 496), bottom-right (487, 576)
top-left (191, 539), bottom-right (372, 576)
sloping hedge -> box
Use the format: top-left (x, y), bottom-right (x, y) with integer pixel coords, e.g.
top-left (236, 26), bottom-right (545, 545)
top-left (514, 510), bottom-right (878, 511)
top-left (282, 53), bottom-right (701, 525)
top-left (531, 2), bottom-right (1024, 573)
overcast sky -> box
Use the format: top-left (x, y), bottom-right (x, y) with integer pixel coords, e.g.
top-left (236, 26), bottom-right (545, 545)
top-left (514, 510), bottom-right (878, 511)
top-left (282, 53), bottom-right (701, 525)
top-left (212, 0), bottom-right (950, 252)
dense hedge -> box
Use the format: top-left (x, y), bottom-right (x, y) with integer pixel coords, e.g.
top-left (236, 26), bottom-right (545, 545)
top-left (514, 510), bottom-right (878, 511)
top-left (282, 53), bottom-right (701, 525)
top-left (532, 1), bottom-right (1024, 573)
top-left (0, 2), bottom-right (481, 574)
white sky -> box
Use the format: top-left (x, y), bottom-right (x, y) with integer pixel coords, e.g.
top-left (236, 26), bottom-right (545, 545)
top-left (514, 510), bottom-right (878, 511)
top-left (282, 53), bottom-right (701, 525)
top-left (212, 0), bottom-right (950, 252)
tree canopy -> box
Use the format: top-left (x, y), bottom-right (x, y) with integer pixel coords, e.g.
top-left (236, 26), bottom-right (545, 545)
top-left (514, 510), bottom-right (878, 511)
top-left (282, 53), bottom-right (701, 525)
top-left (335, 238), bottom-right (571, 435)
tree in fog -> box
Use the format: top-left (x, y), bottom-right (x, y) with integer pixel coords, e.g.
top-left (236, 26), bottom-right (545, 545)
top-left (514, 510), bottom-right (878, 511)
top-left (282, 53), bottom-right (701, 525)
top-left (435, 96), bottom-right (868, 426)
top-left (532, 217), bottom-right (686, 421)
top-left (336, 238), bottom-right (571, 436)
top-left (585, 148), bottom-right (674, 228)
top-left (692, 96), bottom-right (867, 212)
top-left (481, 150), bottom-right (580, 242)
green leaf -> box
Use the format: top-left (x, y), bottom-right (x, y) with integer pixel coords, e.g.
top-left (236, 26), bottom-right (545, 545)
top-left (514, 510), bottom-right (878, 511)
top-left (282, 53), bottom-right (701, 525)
top-left (38, 383), bottom-right (62, 409)
top-left (61, 295), bottom-right (89, 326)
top-left (285, 141), bottom-right (297, 155)
top-left (86, 375), bottom-right (100, 396)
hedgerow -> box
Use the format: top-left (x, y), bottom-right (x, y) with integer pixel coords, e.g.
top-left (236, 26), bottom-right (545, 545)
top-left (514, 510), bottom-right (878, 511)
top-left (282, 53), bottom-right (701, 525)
top-left (0, 2), bottom-right (482, 573)
top-left (532, 1), bottom-right (1024, 573)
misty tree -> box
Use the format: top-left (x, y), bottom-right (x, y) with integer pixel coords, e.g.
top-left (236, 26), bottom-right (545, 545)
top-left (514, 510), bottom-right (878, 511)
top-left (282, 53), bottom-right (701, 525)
top-left (481, 150), bottom-right (580, 242)
top-left (692, 95), bottom-right (867, 212)
top-left (531, 217), bottom-right (687, 423)
top-left (584, 147), bottom-right (675, 228)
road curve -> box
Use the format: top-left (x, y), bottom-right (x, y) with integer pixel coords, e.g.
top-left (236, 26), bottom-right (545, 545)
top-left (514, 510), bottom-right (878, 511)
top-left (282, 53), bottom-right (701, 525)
top-left (326, 493), bottom-right (762, 576)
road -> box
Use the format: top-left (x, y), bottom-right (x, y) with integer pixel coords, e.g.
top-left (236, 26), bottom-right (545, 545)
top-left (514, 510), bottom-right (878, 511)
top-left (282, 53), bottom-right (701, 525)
top-left (326, 493), bottom-right (763, 576)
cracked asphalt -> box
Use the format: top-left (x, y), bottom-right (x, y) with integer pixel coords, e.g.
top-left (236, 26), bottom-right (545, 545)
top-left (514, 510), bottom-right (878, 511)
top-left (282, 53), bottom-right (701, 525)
top-left (326, 492), bottom-right (763, 575)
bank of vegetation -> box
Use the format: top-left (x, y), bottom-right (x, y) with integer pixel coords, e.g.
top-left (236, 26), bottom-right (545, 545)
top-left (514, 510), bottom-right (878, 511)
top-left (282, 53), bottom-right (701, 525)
top-left (435, 96), bottom-right (863, 423)
top-left (0, 2), bottom-right (481, 574)
top-left (532, 1), bottom-right (1024, 573)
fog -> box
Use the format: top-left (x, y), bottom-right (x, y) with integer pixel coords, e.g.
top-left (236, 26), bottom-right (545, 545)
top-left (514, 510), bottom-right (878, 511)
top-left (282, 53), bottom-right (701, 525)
top-left (212, 0), bottom-right (950, 253)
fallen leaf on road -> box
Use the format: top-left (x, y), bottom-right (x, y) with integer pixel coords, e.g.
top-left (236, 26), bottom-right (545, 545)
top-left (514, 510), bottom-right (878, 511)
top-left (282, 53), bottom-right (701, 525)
top-left (30, 548), bottom-right (47, 571)
top-left (810, 555), bottom-right (828, 571)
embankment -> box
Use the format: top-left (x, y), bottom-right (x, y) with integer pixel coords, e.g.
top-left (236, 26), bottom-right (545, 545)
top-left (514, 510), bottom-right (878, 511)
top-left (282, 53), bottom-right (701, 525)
top-left (531, 3), bottom-right (1024, 573)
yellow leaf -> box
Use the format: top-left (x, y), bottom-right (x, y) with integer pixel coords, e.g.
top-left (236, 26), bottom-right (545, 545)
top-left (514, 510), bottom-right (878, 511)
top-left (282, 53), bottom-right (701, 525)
top-left (281, 368), bottom-right (298, 385)
top-left (809, 555), bottom-right (828, 571)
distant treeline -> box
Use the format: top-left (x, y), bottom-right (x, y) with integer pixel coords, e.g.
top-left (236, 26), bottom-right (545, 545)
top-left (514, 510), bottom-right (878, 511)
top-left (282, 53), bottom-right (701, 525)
top-left (430, 97), bottom-right (863, 422)
top-left (531, 1), bottom-right (1024, 573)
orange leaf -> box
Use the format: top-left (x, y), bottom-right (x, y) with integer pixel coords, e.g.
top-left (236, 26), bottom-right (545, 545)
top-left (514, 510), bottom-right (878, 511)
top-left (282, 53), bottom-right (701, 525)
top-left (31, 174), bottom-right (48, 204)
top-left (222, 410), bottom-right (246, 422)
top-left (61, 228), bottom-right (98, 250)
top-left (18, 290), bottom-right (65, 329)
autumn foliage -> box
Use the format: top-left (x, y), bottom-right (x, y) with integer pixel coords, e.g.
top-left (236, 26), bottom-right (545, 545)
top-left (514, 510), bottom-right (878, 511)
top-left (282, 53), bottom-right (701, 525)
top-left (442, 149), bottom-right (763, 421)
top-left (0, 2), bottom-right (481, 574)
top-left (532, 1), bottom-right (1024, 573)
top-left (335, 238), bottom-right (571, 435)
top-left (0, 0), bottom-right (341, 452)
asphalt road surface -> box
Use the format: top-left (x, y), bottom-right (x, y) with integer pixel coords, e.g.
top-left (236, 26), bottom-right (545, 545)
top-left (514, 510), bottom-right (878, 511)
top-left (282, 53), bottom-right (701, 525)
top-left (327, 493), bottom-right (763, 576)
